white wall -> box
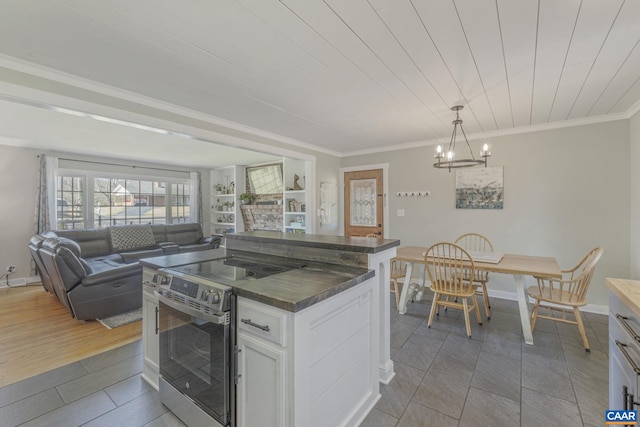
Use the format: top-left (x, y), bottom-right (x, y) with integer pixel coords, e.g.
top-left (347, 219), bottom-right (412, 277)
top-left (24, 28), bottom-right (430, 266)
top-left (341, 120), bottom-right (630, 308)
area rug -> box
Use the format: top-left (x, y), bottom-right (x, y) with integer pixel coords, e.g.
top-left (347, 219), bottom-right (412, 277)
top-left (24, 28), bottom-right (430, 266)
top-left (97, 307), bottom-right (143, 329)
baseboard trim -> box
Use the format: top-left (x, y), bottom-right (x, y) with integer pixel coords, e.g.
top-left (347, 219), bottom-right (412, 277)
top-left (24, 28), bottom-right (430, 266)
top-left (0, 276), bottom-right (41, 289)
top-left (489, 289), bottom-right (608, 315)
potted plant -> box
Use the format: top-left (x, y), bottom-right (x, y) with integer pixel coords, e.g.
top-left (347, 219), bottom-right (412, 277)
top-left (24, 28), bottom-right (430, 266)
top-left (240, 193), bottom-right (256, 205)
top-left (214, 184), bottom-right (223, 195)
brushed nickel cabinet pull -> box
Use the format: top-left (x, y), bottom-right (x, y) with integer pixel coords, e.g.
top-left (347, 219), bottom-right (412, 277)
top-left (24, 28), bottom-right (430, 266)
top-left (241, 318), bottom-right (270, 332)
top-left (616, 314), bottom-right (640, 343)
top-left (616, 340), bottom-right (640, 375)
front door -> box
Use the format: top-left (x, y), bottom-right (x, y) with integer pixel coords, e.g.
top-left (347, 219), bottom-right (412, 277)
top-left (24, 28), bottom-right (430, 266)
top-left (344, 169), bottom-right (384, 237)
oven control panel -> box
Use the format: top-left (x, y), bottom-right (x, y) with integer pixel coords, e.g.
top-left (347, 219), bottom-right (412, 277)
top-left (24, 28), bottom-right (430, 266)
top-left (169, 277), bottom-right (199, 299)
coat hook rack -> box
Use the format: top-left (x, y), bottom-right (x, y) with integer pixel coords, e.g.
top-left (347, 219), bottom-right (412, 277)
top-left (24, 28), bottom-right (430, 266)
top-left (396, 191), bottom-right (431, 197)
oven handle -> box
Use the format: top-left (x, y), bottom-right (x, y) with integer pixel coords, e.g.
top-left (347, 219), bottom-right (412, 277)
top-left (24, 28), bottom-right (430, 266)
top-left (154, 290), bottom-right (229, 325)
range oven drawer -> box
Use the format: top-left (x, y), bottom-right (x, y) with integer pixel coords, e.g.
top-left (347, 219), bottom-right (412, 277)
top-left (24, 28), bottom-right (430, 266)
top-left (238, 297), bottom-right (288, 347)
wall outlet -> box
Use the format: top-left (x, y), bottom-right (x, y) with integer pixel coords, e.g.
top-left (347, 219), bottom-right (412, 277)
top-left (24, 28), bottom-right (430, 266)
top-left (6, 265), bottom-right (16, 273)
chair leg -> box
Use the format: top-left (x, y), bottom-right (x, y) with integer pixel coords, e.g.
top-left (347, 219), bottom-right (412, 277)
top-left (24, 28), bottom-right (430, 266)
top-left (428, 293), bottom-right (439, 328)
top-left (573, 307), bottom-right (590, 352)
top-left (480, 282), bottom-right (491, 320)
top-left (462, 298), bottom-right (472, 338)
top-left (471, 294), bottom-right (482, 326)
top-left (530, 299), bottom-right (541, 332)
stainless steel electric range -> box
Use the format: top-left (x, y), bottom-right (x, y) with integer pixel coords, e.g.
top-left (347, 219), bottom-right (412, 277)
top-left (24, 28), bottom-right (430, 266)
top-left (151, 255), bottom-right (301, 427)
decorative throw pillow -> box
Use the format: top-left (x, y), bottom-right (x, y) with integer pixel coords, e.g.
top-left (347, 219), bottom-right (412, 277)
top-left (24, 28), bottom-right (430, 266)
top-left (109, 225), bottom-right (156, 252)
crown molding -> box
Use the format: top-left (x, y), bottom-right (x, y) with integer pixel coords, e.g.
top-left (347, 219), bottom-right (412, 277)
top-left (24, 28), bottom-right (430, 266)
top-left (342, 110), bottom-right (632, 157)
top-left (0, 54), bottom-right (341, 158)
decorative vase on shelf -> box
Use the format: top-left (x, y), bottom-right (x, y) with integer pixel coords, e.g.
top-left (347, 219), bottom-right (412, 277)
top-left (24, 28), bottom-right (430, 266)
top-left (240, 193), bottom-right (256, 205)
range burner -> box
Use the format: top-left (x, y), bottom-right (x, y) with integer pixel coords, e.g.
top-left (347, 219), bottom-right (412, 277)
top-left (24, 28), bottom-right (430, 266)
top-left (167, 256), bottom-right (297, 283)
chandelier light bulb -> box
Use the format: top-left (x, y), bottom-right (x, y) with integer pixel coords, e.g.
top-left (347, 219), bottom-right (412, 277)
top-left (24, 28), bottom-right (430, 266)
top-left (447, 151), bottom-right (454, 160)
top-left (483, 143), bottom-right (489, 152)
top-left (436, 145), bottom-right (442, 154)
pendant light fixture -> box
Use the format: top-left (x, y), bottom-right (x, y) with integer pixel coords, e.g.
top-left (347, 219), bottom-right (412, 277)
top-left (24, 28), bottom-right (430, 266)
top-left (434, 105), bottom-right (491, 172)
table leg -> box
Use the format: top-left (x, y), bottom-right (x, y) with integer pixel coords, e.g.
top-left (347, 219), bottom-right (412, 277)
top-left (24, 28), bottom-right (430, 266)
top-left (513, 274), bottom-right (534, 345)
top-left (397, 262), bottom-right (414, 315)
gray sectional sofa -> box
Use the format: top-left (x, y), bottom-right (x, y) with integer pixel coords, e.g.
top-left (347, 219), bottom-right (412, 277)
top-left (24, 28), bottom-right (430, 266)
top-left (29, 223), bottom-right (221, 321)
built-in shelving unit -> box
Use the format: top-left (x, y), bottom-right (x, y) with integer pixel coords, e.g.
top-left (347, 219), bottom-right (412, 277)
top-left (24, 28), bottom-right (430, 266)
top-left (210, 165), bottom-right (245, 245)
top-left (283, 159), bottom-right (311, 234)
top-left (211, 159), bottom-right (312, 236)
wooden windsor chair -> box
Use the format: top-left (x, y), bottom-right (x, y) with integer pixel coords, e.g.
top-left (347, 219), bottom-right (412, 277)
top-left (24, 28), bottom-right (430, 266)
top-left (454, 233), bottom-right (494, 319)
top-left (528, 247), bottom-right (603, 351)
top-left (424, 242), bottom-right (482, 338)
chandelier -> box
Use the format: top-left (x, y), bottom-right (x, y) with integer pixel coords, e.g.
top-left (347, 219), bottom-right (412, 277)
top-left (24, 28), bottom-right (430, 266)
top-left (433, 105), bottom-right (491, 171)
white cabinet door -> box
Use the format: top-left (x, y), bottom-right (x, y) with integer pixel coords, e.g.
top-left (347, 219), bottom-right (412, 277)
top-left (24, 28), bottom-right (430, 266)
top-left (142, 291), bottom-right (159, 389)
top-left (236, 332), bottom-right (286, 427)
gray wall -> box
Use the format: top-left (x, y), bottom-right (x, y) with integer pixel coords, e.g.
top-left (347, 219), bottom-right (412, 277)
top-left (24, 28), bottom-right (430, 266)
top-left (0, 145), bottom-right (39, 283)
top-left (341, 120), bottom-right (630, 308)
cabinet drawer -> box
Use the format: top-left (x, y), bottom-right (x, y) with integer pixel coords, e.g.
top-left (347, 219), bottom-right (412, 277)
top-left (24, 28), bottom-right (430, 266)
top-left (238, 298), bottom-right (288, 347)
top-left (611, 290), bottom-right (640, 345)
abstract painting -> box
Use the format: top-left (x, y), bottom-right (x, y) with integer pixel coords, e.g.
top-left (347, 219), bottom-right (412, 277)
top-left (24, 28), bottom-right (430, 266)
top-left (455, 166), bottom-right (504, 209)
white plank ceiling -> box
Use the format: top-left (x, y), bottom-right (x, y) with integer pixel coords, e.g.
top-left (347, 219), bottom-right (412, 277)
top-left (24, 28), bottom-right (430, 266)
top-left (0, 0), bottom-right (639, 155)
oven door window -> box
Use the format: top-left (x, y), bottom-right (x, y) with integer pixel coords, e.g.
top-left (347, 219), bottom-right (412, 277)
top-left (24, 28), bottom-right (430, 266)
top-left (159, 300), bottom-right (230, 425)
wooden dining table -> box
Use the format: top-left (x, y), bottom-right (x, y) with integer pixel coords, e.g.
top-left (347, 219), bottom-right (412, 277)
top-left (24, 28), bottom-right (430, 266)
top-left (394, 246), bottom-right (562, 345)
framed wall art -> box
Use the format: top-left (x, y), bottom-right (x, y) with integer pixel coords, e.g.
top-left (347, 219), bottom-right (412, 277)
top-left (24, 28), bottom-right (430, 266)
top-left (455, 166), bottom-right (504, 209)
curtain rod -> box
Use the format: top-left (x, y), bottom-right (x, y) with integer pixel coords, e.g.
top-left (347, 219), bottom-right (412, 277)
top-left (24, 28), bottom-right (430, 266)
top-left (38, 155), bottom-right (191, 174)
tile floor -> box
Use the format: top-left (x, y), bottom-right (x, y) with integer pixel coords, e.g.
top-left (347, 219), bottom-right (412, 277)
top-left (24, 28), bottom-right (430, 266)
top-left (0, 296), bottom-right (608, 426)
top-left (362, 295), bottom-right (609, 427)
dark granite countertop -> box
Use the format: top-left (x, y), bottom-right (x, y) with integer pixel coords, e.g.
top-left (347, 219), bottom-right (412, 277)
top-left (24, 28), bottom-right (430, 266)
top-left (140, 248), bottom-right (374, 312)
top-left (226, 231), bottom-right (400, 253)
top-left (140, 248), bottom-right (227, 269)
top-left (231, 261), bottom-right (374, 312)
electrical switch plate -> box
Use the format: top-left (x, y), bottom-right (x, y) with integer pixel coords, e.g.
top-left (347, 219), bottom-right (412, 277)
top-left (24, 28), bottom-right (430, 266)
top-left (397, 209), bottom-right (405, 217)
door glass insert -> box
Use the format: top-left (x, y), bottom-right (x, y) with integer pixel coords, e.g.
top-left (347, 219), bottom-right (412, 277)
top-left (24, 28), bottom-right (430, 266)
top-left (350, 178), bottom-right (376, 226)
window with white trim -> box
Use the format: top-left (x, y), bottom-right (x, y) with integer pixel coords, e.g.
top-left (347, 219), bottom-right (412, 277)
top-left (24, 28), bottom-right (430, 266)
top-left (56, 176), bottom-right (85, 230)
top-left (55, 171), bottom-right (195, 230)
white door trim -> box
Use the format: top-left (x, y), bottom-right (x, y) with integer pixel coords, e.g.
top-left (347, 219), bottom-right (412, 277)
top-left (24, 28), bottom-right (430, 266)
top-left (339, 163), bottom-right (389, 237)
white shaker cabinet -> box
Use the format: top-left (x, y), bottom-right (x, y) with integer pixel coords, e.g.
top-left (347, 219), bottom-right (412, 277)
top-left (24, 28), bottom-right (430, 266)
top-left (236, 274), bottom-right (378, 427)
top-left (608, 278), bottom-right (640, 411)
top-left (141, 287), bottom-right (160, 390)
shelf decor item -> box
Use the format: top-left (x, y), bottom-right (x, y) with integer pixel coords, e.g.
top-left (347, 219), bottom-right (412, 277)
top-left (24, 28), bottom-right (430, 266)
top-left (240, 193), bottom-right (256, 205)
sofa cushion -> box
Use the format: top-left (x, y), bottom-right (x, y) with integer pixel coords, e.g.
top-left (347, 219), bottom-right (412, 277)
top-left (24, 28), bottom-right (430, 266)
top-left (109, 225), bottom-right (156, 252)
top-left (57, 237), bottom-right (82, 257)
top-left (57, 246), bottom-right (87, 279)
top-left (120, 248), bottom-right (165, 264)
top-left (165, 223), bottom-right (203, 245)
top-left (150, 224), bottom-right (168, 243)
top-left (53, 228), bottom-right (111, 258)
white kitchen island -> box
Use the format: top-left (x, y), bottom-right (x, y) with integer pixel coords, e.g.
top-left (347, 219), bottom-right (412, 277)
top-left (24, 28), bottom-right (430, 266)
top-left (141, 231), bottom-right (399, 427)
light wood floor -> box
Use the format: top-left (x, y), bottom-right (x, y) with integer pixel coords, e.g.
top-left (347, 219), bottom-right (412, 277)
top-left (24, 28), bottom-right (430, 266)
top-left (0, 285), bottom-right (141, 388)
